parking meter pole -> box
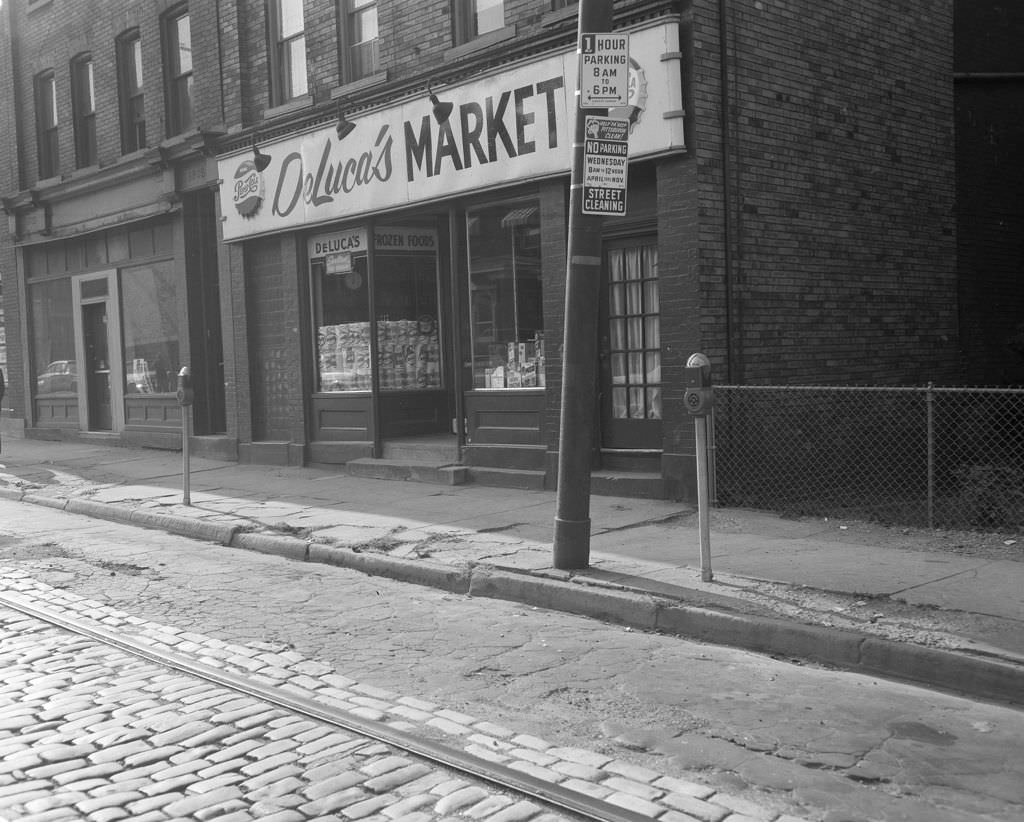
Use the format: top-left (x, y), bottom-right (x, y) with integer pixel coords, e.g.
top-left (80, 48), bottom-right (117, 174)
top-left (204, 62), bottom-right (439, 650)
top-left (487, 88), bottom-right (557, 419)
top-left (695, 415), bottom-right (713, 582)
top-left (553, 0), bottom-right (613, 570)
top-left (685, 353), bottom-right (713, 582)
top-left (182, 411), bottom-right (191, 506)
top-left (177, 367), bottom-right (194, 506)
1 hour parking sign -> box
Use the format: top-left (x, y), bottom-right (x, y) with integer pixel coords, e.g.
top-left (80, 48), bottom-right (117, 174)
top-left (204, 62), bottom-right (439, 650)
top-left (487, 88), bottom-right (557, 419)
top-left (582, 116), bottom-right (629, 215)
top-left (579, 33), bottom-right (630, 108)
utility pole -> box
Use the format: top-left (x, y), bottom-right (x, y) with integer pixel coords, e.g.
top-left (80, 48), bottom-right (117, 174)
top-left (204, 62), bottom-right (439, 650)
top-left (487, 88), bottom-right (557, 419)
top-left (553, 0), bottom-right (615, 569)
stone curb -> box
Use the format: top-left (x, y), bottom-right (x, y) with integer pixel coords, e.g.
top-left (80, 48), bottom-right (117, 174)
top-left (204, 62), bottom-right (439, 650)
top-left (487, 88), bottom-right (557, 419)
top-left (230, 531), bottom-right (308, 562)
top-left (308, 543), bottom-right (471, 594)
top-left (13, 493), bottom-right (1024, 708)
top-left (66, 498), bottom-right (136, 525)
top-left (468, 566), bottom-right (661, 630)
top-left (859, 636), bottom-right (1023, 707)
top-left (132, 509), bottom-right (240, 547)
top-left (24, 492), bottom-right (72, 511)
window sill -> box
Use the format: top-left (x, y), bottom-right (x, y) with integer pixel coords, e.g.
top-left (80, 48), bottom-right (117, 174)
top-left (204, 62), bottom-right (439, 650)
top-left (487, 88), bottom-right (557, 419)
top-left (444, 25), bottom-right (517, 62)
top-left (331, 72), bottom-right (389, 99)
top-left (542, 5), bottom-right (578, 27)
top-left (27, 0), bottom-right (54, 13)
top-left (261, 95), bottom-right (313, 121)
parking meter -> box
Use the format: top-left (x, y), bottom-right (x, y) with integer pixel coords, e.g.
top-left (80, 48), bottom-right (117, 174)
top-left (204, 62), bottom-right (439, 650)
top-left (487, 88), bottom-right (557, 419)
top-left (176, 367), bottom-right (194, 406)
top-left (683, 363), bottom-right (713, 416)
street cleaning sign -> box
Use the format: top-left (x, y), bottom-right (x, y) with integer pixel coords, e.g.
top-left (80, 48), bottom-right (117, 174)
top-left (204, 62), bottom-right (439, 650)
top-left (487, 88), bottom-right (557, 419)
top-left (579, 33), bottom-right (630, 107)
top-left (582, 116), bottom-right (629, 215)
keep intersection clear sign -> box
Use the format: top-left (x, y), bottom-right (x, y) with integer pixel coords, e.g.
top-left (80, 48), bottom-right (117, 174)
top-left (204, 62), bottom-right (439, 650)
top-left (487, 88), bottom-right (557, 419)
top-left (583, 116), bottom-right (630, 215)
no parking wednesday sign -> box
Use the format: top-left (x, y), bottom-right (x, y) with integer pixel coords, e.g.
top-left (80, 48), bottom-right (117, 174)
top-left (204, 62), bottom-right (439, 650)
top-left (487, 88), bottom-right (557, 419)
top-left (582, 116), bottom-right (629, 215)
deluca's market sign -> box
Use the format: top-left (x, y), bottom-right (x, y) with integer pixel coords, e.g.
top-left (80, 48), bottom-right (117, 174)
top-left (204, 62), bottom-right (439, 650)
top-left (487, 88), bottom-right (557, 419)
top-left (219, 21), bottom-right (683, 241)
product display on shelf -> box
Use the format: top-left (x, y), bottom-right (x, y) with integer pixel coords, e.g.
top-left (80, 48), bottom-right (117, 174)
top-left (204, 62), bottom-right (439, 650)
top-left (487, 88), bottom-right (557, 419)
top-left (376, 317), bottom-right (441, 390)
top-left (317, 321), bottom-right (371, 391)
top-left (318, 318), bottom-right (441, 392)
top-left (483, 331), bottom-right (545, 389)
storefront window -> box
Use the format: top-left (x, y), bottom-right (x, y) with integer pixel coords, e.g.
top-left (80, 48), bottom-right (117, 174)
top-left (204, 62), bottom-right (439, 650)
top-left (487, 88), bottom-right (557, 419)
top-left (314, 252), bottom-right (371, 392)
top-left (121, 262), bottom-right (180, 393)
top-left (31, 279), bottom-right (77, 395)
top-left (467, 200), bottom-right (544, 389)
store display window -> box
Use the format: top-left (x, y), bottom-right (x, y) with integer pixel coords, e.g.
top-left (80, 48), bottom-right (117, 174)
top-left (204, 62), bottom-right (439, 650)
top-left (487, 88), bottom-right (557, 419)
top-left (310, 226), bottom-right (442, 393)
top-left (31, 279), bottom-right (77, 395)
top-left (121, 261), bottom-right (180, 393)
top-left (467, 199), bottom-right (544, 389)
top-left (312, 236), bottom-right (371, 392)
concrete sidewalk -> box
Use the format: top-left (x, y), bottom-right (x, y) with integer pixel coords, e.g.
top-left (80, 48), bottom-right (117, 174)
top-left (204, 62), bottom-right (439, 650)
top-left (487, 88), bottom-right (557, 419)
top-left (0, 437), bottom-right (1021, 706)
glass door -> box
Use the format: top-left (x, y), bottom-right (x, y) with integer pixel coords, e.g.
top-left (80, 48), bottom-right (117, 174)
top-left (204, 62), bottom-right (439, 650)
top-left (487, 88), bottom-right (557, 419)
top-left (71, 270), bottom-right (124, 433)
top-left (373, 224), bottom-right (448, 438)
top-left (599, 238), bottom-right (662, 450)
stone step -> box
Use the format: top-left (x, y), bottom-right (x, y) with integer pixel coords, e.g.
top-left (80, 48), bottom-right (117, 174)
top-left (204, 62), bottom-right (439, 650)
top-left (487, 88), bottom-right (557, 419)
top-left (590, 471), bottom-right (665, 499)
top-left (346, 458), bottom-right (467, 486)
top-left (465, 466), bottom-right (547, 491)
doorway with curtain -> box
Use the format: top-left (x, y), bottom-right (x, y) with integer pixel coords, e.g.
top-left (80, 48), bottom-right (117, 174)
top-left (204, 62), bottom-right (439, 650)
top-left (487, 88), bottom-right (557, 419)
top-left (599, 237), bottom-right (662, 452)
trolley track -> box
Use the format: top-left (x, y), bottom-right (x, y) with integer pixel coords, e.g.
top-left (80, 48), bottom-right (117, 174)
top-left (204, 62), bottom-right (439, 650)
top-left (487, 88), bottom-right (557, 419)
top-left (0, 591), bottom-right (658, 822)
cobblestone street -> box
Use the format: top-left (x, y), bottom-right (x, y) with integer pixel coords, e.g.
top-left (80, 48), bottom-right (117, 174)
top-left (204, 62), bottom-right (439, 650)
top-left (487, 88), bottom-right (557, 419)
top-left (0, 602), bottom-right (571, 822)
top-left (1, 497), bottom-right (1022, 821)
top-left (0, 576), bottom-right (789, 822)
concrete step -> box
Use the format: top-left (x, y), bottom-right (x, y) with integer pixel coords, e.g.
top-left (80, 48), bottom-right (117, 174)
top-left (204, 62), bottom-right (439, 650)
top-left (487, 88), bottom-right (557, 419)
top-left (347, 458), bottom-right (468, 486)
top-left (466, 465), bottom-right (547, 491)
top-left (381, 437), bottom-right (459, 463)
top-left (590, 471), bottom-right (665, 499)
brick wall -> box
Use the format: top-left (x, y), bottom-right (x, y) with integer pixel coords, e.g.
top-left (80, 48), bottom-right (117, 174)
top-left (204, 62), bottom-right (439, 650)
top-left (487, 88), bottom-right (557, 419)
top-left (692, 0), bottom-right (958, 386)
top-left (244, 236), bottom-right (306, 443)
top-left (4, 0), bottom-right (229, 187)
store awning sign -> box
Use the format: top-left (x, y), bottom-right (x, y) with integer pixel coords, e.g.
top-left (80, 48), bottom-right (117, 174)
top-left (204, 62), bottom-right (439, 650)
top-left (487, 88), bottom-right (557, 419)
top-left (579, 33), bottom-right (630, 108)
top-left (582, 116), bottom-right (629, 215)
top-left (218, 20), bottom-right (684, 241)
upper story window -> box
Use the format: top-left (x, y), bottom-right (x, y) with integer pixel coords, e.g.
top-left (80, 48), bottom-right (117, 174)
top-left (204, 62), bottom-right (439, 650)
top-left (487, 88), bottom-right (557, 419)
top-left (340, 0), bottom-right (379, 83)
top-left (71, 54), bottom-right (97, 168)
top-left (270, 0), bottom-right (308, 104)
top-left (34, 70), bottom-right (59, 179)
top-left (117, 30), bottom-right (146, 153)
top-left (551, 0), bottom-right (575, 9)
top-left (163, 6), bottom-right (194, 135)
top-left (454, 0), bottom-right (504, 43)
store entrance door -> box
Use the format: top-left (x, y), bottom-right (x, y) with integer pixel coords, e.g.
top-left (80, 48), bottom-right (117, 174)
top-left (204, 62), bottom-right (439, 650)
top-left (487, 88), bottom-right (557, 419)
top-left (598, 238), bottom-right (663, 452)
top-left (72, 271), bottom-right (125, 434)
top-left (82, 303), bottom-right (112, 431)
top-left (375, 250), bottom-right (448, 438)
top-left (308, 224), bottom-right (451, 461)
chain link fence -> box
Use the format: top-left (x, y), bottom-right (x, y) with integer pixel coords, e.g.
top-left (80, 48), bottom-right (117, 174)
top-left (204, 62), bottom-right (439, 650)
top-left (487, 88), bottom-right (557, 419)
top-left (712, 385), bottom-right (1024, 532)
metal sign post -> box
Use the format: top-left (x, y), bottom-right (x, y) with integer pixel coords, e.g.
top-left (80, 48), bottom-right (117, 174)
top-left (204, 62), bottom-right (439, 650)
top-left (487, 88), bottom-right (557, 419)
top-left (553, 0), bottom-right (616, 570)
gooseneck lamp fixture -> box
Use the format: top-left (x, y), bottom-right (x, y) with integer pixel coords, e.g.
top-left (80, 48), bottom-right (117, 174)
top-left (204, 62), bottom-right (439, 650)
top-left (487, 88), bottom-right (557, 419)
top-left (427, 82), bottom-right (453, 125)
top-left (335, 100), bottom-right (356, 140)
top-left (251, 139), bottom-right (271, 172)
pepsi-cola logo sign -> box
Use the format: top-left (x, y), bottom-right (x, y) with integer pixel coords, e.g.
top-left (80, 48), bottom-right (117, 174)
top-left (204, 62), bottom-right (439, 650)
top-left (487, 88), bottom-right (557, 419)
top-left (233, 159), bottom-right (264, 218)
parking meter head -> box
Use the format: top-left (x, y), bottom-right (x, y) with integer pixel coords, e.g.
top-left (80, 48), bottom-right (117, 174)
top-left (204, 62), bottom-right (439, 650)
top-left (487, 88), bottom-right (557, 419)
top-left (176, 366), bottom-right (194, 407)
top-left (683, 364), bottom-right (713, 416)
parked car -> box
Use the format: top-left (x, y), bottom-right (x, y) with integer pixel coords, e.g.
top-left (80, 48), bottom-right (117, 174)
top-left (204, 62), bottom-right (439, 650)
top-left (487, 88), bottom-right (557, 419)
top-left (36, 360), bottom-right (77, 393)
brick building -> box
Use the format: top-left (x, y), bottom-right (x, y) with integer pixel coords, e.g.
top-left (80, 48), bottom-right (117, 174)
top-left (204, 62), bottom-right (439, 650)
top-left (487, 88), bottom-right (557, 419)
top-left (0, 0), bottom-right (960, 500)
top-left (954, 0), bottom-right (1024, 384)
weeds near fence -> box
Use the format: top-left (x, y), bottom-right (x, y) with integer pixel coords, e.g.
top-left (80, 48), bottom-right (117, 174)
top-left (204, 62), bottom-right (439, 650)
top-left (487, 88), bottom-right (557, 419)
top-left (712, 385), bottom-right (1024, 532)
